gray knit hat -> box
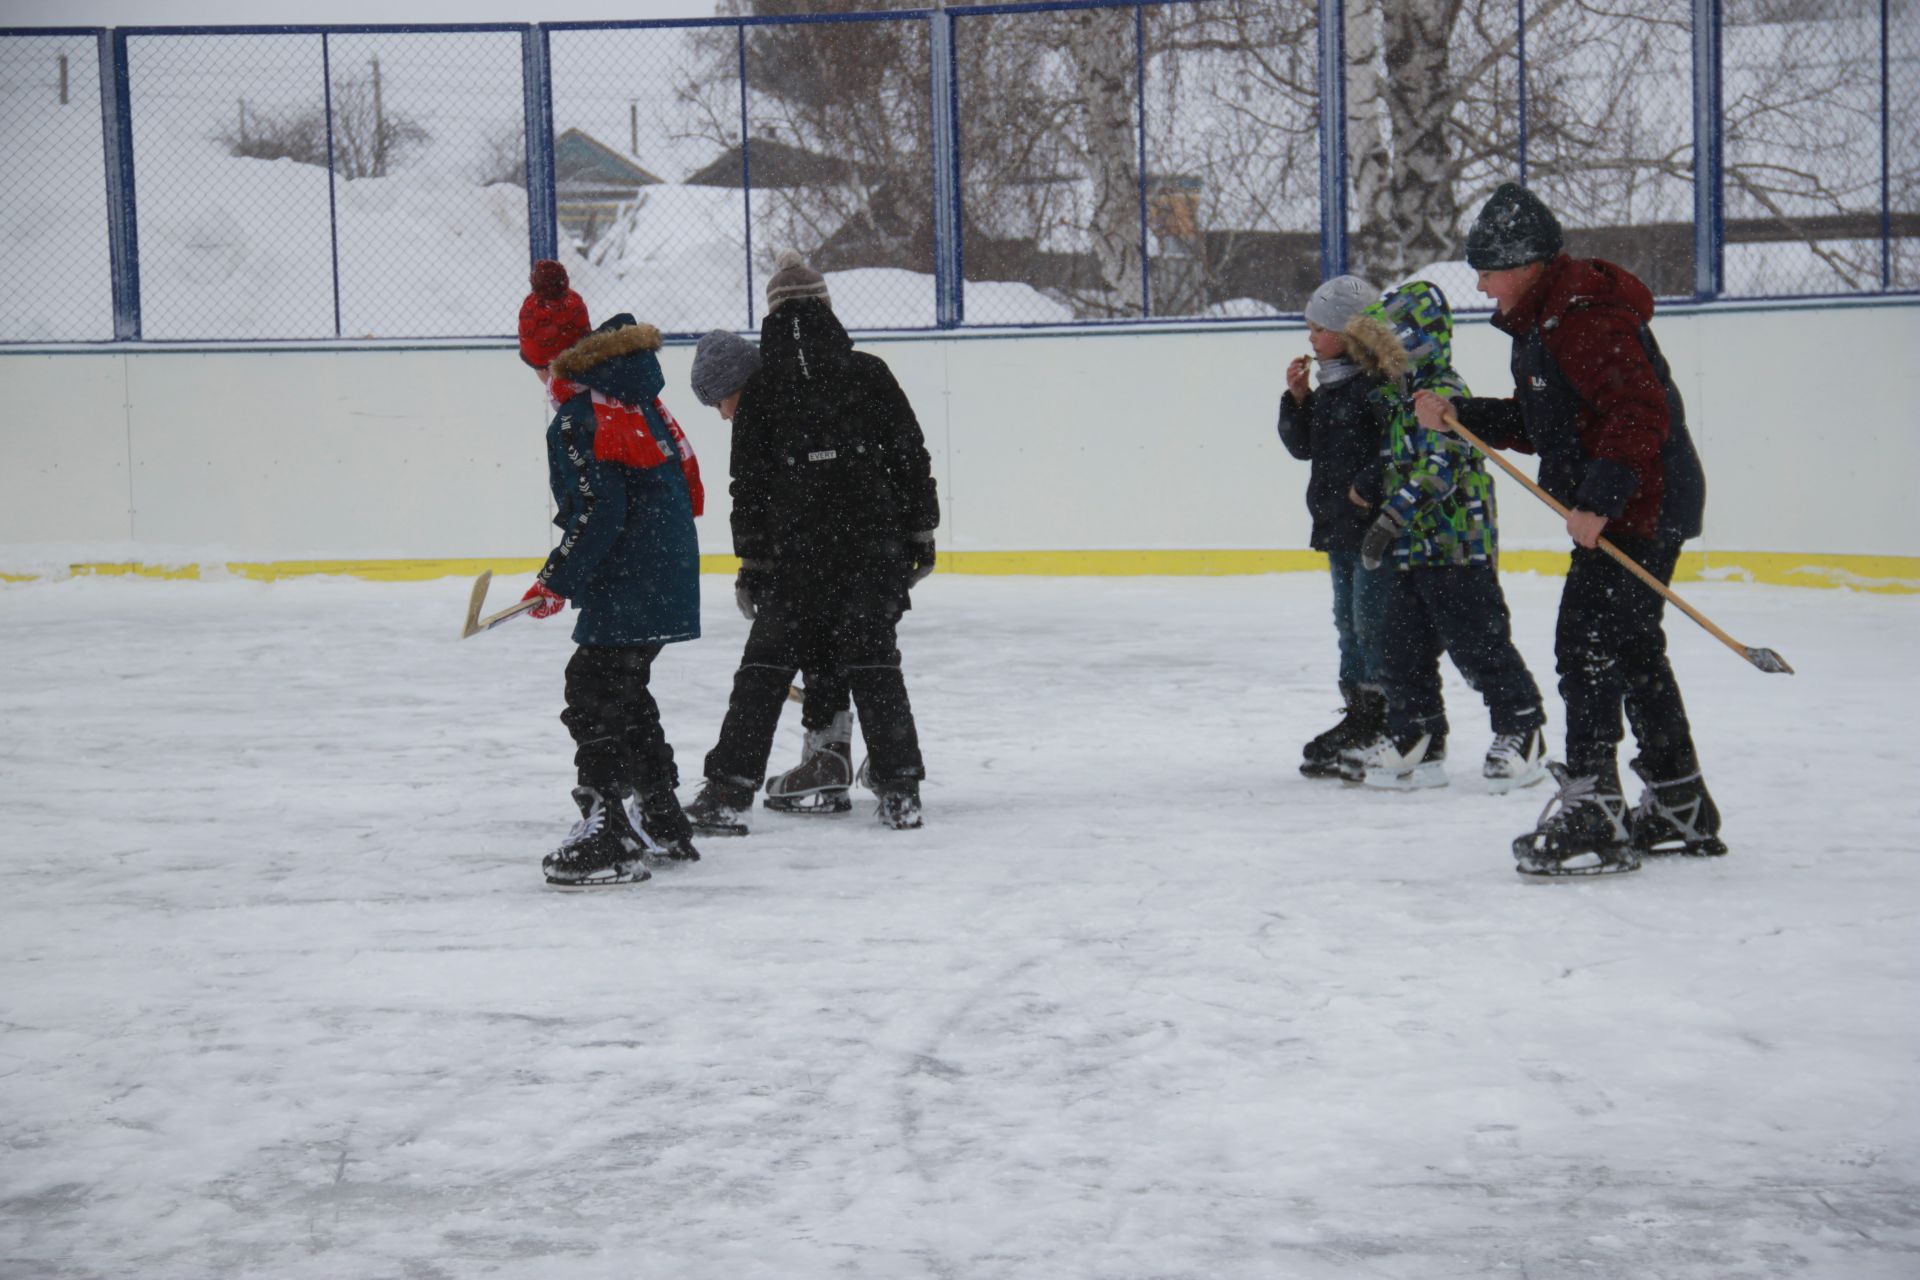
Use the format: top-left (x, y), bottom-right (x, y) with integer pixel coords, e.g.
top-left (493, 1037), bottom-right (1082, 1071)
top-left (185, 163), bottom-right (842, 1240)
top-left (1303, 274), bottom-right (1379, 332)
top-left (765, 248), bottom-right (830, 311)
top-left (689, 329), bottom-right (762, 407)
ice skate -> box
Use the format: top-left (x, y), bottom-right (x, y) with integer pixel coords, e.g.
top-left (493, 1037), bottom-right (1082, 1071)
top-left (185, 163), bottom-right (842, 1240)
top-left (544, 786), bottom-right (651, 889)
top-left (632, 788), bottom-right (702, 867)
top-left (765, 711), bottom-right (854, 814)
top-left (1301, 683), bottom-right (1385, 780)
top-left (874, 780), bottom-right (923, 831)
top-left (1629, 758), bottom-right (1728, 858)
top-left (1483, 726), bottom-right (1549, 794)
top-left (1345, 729), bottom-right (1448, 790)
top-left (1513, 763), bottom-right (1640, 878)
top-left (684, 778), bottom-right (754, 837)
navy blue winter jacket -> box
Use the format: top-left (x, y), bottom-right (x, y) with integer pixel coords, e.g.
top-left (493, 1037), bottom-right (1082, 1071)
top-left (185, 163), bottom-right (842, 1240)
top-left (536, 315), bottom-right (702, 647)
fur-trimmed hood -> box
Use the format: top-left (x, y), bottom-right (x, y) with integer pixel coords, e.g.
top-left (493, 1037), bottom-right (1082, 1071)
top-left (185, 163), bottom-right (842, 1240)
top-left (1343, 313), bottom-right (1411, 382)
top-left (549, 314), bottom-right (666, 407)
top-left (550, 317), bottom-right (663, 381)
top-left (1343, 281), bottom-right (1462, 394)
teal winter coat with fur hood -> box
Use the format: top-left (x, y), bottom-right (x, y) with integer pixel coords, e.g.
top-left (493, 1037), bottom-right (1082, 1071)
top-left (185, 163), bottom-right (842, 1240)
top-left (536, 315), bottom-right (704, 647)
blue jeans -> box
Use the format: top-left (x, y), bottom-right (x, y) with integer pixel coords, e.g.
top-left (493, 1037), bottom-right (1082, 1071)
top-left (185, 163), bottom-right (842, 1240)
top-left (1326, 549), bottom-right (1389, 689)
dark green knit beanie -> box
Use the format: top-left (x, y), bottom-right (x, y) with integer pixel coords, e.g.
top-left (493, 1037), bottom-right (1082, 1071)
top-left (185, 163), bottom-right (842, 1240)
top-left (1465, 182), bottom-right (1564, 270)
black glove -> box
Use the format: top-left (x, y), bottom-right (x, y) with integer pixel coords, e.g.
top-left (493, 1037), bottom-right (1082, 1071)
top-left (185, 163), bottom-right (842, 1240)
top-left (735, 559), bottom-right (769, 621)
top-left (906, 533), bottom-right (936, 587)
top-left (1360, 508), bottom-right (1406, 571)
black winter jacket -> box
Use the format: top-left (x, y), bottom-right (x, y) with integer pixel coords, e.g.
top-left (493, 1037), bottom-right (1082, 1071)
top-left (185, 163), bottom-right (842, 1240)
top-left (1275, 371), bottom-right (1390, 553)
top-left (729, 299), bottom-right (940, 593)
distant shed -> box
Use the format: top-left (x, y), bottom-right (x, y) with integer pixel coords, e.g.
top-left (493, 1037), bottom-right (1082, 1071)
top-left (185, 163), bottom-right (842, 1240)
top-left (555, 128), bottom-right (664, 246)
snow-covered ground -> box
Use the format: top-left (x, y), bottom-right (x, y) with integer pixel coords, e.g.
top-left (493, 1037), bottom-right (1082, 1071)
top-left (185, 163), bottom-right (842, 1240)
top-left (1, 570), bottom-right (1916, 1278)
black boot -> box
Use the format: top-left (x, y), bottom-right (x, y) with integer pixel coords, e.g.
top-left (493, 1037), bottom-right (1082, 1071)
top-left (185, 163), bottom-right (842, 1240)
top-left (1629, 758), bottom-right (1727, 857)
top-left (684, 777), bottom-right (755, 837)
top-left (875, 779), bottom-right (924, 831)
top-left (1513, 761), bottom-right (1638, 878)
top-left (543, 786), bottom-right (651, 888)
top-left (634, 788), bottom-right (702, 866)
top-left (1301, 682), bottom-right (1383, 778)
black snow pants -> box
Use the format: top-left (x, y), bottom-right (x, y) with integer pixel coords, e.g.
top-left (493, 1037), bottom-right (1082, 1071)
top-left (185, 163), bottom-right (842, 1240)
top-left (560, 643), bottom-right (679, 799)
top-left (1379, 564), bottom-right (1546, 740)
top-left (1557, 536), bottom-right (1699, 778)
top-left (704, 571), bottom-right (923, 790)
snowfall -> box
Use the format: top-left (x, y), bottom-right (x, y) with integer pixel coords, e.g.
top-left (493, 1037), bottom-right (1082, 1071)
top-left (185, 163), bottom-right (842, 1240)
top-left (1, 566), bottom-right (1915, 1279)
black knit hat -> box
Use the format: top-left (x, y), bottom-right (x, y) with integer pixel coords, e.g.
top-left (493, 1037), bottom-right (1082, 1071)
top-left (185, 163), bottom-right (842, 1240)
top-left (1465, 182), bottom-right (1565, 270)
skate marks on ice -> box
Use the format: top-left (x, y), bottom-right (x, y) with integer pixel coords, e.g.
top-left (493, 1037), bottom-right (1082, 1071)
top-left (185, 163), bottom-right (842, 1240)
top-left (1, 574), bottom-right (1918, 1277)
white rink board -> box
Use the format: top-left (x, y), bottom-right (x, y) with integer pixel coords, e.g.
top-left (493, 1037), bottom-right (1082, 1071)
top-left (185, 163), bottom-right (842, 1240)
top-left (0, 298), bottom-right (1914, 563)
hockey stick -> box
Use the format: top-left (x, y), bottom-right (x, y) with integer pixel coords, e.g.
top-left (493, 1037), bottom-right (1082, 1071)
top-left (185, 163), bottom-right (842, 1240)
top-left (459, 569), bottom-right (542, 639)
top-left (1441, 410), bottom-right (1794, 675)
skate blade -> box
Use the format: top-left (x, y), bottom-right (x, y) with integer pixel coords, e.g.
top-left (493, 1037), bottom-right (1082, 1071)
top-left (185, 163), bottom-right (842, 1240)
top-left (1514, 852), bottom-right (1640, 880)
top-left (1484, 766), bottom-right (1549, 795)
top-left (765, 792), bottom-right (853, 814)
top-left (1638, 838), bottom-right (1730, 858)
top-left (544, 867), bottom-right (653, 890)
top-left (1361, 764), bottom-right (1449, 791)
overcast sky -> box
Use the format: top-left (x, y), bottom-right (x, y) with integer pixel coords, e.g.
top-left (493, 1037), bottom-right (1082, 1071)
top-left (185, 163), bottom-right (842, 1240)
top-left (1, 0), bottom-right (715, 25)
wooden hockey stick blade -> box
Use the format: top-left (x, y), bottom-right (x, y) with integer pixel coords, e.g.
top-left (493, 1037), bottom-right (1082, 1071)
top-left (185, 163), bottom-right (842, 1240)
top-left (1442, 410), bottom-right (1794, 675)
top-left (471, 596), bottom-right (543, 635)
top-left (787, 684), bottom-right (805, 704)
top-left (459, 570), bottom-right (493, 639)
top-left (460, 570), bottom-right (544, 638)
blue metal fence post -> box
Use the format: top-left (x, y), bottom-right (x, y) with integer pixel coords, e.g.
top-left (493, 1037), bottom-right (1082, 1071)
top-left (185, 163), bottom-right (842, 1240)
top-left (1516, 0), bottom-right (1528, 182)
top-left (522, 25), bottom-right (558, 266)
top-left (1316, 0), bottom-right (1348, 281)
top-left (1880, 0), bottom-right (1891, 290)
top-left (1691, 0), bottom-right (1723, 301)
top-left (736, 26), bottom-right (756, 328)
top-left (99, 29), bottom-right (140, 340)
top-left (929, 5), bottom-right (962, 328)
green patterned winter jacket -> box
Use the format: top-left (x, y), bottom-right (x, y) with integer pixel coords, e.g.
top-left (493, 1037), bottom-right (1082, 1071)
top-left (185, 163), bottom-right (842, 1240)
top-left (1361, 283), bottom-right (1499, 569)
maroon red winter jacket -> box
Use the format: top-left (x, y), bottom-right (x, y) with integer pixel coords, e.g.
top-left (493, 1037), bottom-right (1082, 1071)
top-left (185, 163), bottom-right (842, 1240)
top-left (1472, 255), bottom-right (1676, 539)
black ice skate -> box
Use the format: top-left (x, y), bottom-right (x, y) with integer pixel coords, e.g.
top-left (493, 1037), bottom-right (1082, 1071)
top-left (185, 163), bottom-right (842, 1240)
top-left (684, 778), bottom-right (755, 837)
top-left (874, 780), bottom-right (924, 831)
top-left (1513, 763), bottom-right (1640, 878)
top-left (1483, 726), bottom-right (1549, 794)
top-left (1629, 758), bottom-right (1728, 858)
top-left (1301, 683), bottom-right (1385, 780)
top-left (1344, 728), bottom-right (1448, 790)
top-left (544, 786), bottom-right (651, 889)
top-left (765, 711), bottom-right (854, 814)
top-left (632, 788), bottom-right (702, 867)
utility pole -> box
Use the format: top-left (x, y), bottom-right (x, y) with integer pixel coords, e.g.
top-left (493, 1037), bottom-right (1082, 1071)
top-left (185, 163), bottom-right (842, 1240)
top-left (630, 100), bottom-right (638, 156)
top-left (58, 53), bottom-right (68, 105)
top-left (371, 54), bottom-right (385, 176)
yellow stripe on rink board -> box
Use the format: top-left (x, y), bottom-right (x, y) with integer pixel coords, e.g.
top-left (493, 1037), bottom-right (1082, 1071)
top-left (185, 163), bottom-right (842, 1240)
top-left (3, 550), bottom-right (1916, 593)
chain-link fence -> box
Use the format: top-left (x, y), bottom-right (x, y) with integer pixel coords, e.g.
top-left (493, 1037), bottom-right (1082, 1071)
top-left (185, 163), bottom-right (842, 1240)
top-left (121, 26), bottom-right (526, 341)
top-left (0, 2), bottom-right (1913, 344)
top-left (0, 31), bottom-right (112, 341)
top-left (1723, 0), bottom-right (1918, 295)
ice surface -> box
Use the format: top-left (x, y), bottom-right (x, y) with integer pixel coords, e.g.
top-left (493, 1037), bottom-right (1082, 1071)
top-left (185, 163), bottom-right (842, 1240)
top-left (1, 571), bottom-right (1915, 1278)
